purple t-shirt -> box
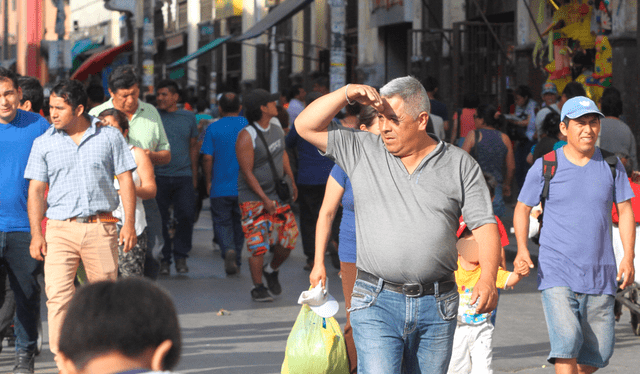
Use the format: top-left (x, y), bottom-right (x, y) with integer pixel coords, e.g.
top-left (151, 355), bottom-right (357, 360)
top-left (518, 147), bottom-right (634, 295)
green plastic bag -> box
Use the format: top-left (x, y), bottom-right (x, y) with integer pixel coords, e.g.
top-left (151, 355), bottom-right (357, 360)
top-left (281, 304), bottom-right (349, 374)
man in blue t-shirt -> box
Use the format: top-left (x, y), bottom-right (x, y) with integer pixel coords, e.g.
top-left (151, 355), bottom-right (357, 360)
top-left (201, 93), bottom-right (247, 275)
top-left (0, 67), bottom-right (50, 373)
top-left (155, 80), bottom-right (199, 275)
top-left (513, 96), bottom-right (635, 374)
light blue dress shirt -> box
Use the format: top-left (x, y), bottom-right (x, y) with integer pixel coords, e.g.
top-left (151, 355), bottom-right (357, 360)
top-left (24, 116), bottom-right (137, 220)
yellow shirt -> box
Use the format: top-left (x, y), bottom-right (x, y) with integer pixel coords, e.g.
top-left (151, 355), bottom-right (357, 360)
top-left (455, 261), bottom-right (511, 324)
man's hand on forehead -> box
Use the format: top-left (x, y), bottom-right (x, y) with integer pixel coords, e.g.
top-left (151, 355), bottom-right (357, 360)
top-left (348, 84), bottom-right (384, 111)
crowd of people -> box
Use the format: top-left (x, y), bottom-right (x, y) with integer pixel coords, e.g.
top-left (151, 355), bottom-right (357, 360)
top-left (0, 62), bottom-right (637, 374)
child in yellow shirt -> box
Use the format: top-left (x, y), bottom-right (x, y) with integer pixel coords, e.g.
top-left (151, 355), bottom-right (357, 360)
top-left (448, 226), bottom-right (524, 374)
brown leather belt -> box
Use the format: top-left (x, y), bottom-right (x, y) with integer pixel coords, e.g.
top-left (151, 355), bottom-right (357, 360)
top-left (356, 269), bottom-right (456, 298)
top-left (67, 212), bottom-right (118, 223)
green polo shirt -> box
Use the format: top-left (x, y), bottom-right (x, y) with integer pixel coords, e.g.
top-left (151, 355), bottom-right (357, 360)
top-left (89, 98), bottom-right (170, 152)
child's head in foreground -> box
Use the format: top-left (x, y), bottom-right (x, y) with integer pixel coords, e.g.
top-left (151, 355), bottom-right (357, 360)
top-left (58, 277), bottom-right (182, 374)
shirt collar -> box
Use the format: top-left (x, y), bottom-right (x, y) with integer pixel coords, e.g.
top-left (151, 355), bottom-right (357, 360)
top-left (106, 97), bottom-right (144, 120)
top-left (50, 115), bottom-right (99, 137)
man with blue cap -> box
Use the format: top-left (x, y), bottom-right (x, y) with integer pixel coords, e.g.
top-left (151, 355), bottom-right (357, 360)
top-left (513, 96), bottom-right (636, 374)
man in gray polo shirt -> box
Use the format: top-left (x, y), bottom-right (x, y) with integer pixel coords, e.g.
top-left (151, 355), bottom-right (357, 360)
top-left (296, 76), bottom-right (501, 373)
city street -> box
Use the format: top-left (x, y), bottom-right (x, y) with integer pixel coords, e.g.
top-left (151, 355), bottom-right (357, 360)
top-left (1, 200), bottom-right (639, 373)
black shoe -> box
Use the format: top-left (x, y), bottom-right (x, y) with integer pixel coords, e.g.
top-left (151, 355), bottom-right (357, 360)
top-left (263, 266), bottom-right (282, 295)
top-left (159, 261), bottom-right (170, 276)
top-left (251, 284), bottom-right (274, 302)
top-left (303, 261), bottom-right (314, 271)
top-left (175, 258), bottom-right (189, 273)
top-left (224, 250), bottom-right (238, 275)
top-left (13, 350), bottom-right (34, 374)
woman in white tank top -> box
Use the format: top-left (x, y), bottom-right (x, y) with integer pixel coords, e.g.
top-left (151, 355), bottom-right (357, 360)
top-left (99, 109), bottom-right (157, 277)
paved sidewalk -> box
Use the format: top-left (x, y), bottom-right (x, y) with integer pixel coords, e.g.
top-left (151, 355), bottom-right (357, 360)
top-left (1, 200), bottom-right (638, 373)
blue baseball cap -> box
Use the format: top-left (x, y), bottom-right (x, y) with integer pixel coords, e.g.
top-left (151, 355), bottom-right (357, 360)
top-left (560, 96), bottom-right (604, 121)
top-left (541, 82), bottom-right (558, 96)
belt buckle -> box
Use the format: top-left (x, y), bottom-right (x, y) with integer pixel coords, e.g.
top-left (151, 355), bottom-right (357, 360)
top-left (75, 216), bottom-right (90, 223)
top-left (402, 283), bottom-right (423, 298)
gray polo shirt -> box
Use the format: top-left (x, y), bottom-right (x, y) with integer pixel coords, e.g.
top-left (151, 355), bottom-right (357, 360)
top-left (324, 123), bottom-right (495, 284)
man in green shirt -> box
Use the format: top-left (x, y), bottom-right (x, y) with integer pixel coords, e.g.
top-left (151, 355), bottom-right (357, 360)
top-left (89, 66), bottom-right (171, 278)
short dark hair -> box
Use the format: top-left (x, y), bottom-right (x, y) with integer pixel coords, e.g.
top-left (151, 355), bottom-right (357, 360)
top-left (17, 76), bottom-right (44, 113)
top-left (98, 108), bottom-right (130, 133)
top-left (244, 102), bottom-right (263, 123)
top-left (358, 105), bottom-right (378, 129)
top-left (562, 82), bottom-right (586, 100)
top-left (476, 104), bottom-right (503, 130)
top-left (196, 98), bottom-right (208, 113)
top-left (462, 92), bottom-right (480, 109)
top-left (0, 67), bottom-right (19, 90)
top-left (345, 101), bottom-right (361, 117)
top-left (312, 73), bottom-right (329, 90)
top-left (51, 79), bottom-right (88, 111)
top-left (58, 278), bottom-right (181, 371)
top-left (157, 79), bottom-right (181, 95)
top-left (219, 92), bottom-right (240, 114)
top-left (515, 85), bottom-right (532, 101)
top-left (86, 84), bottom-right (105, 104)
top-left (600, 87), bottom-right (622, 118)
top-left (287, 85), bottom-right (303, 101)
top-left (108, 65), bottom-right (140, 93)
top-left (423, 76), bottom-right (439, 92)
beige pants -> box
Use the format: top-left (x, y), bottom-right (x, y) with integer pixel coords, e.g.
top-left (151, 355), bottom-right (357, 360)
top-left (44, 220), bottom-right (118, 358)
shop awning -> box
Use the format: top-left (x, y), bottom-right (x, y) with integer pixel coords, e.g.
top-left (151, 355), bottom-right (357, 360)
top-left (167, 36), bottom-right (233, 68)
top-left (232, 0), bottom-right (314, 42)
top-left (71, 37), bottom-right (104, 59)
top-left (70, 40), bottom-right (133, 81)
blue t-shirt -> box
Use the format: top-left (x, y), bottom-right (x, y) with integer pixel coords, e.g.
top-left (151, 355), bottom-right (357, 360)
top-left (200, 116), bottom-right (248, 197)
top-left (156, 109), bottom-right (198, 177)
top-left (0, 110), bottom-right (50, 231)
top-left (330, 165), bottom-right (356, 263)
top-left (286, 124), bottom-right (334, 185)
top-left (518, 147), bottom-right (634, 295)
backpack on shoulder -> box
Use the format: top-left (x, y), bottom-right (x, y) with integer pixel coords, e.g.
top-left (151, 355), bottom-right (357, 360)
top-left (531, 148), bottom-right (618, 245)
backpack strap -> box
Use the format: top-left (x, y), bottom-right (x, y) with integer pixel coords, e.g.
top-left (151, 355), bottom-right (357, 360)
top-left (599, 148), bottom-right (618, 202)
top-left (540, 150), bottom-right (558, 201)
top-left (536, 150), bottom-right (558, 241)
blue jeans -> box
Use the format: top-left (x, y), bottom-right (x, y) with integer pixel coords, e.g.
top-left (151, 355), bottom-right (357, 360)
top-left (541, 287), bottom-right (615, 368)
top-left (0, 231), bottom-right (41, 353)
top-left (210, 196), bottom-right (244, 266)
top-left (349, 276), bottom-right (459, 373)
top-left (156, 176), bottom-right (196, 263)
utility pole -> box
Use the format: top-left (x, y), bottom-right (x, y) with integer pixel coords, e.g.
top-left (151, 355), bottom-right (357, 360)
top-left (328, 0), bottom-right (346, 92)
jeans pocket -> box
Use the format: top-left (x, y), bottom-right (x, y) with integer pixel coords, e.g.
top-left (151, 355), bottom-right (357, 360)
top-left (348, 279), bottom-right (377, 312)
top-left (437, 290), bottom-right (459, 321)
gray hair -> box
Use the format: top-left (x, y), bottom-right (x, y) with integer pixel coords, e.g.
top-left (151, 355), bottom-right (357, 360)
top-left (379, 76), bottom-right (430, 119)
